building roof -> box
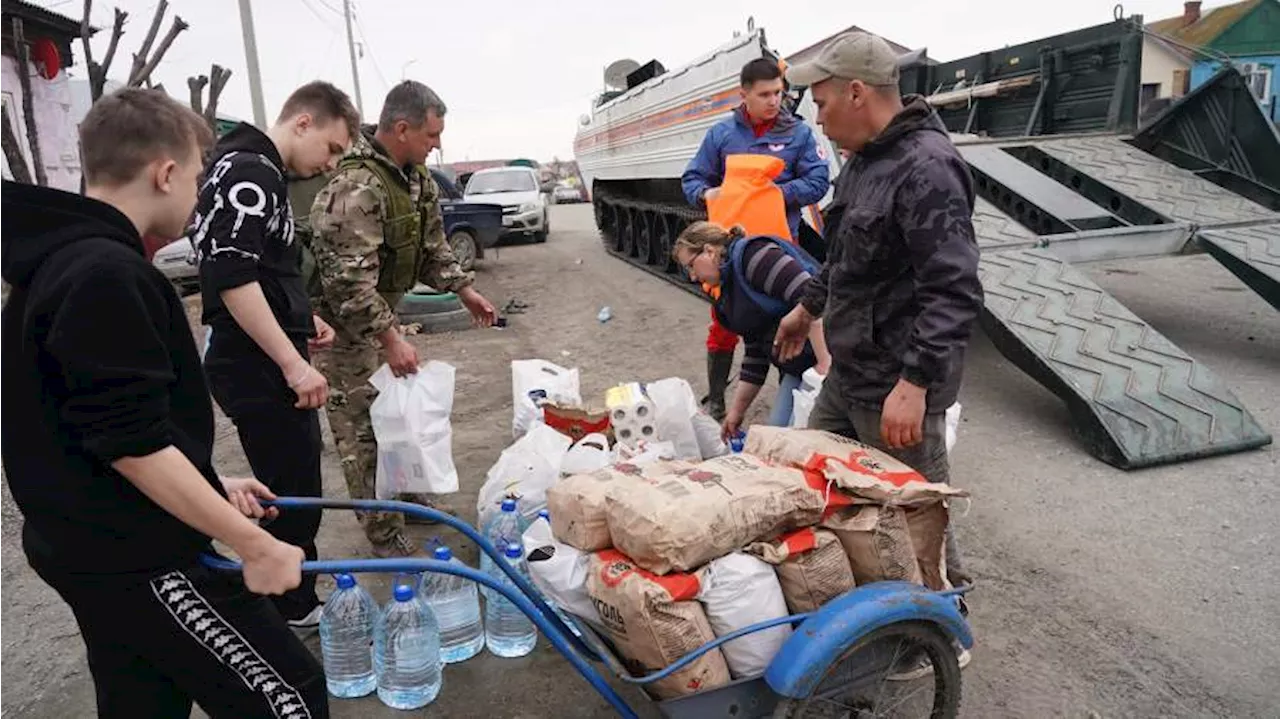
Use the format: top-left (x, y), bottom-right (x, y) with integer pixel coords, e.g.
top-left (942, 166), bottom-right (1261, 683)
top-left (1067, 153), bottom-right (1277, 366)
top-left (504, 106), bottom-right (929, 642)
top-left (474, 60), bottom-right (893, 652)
top-left (1146, 0), bottom-right (1260, 49)
top-left (2, 0), bottom-right (87, 37)
top-left (786, 24), bottom-right (914, 65)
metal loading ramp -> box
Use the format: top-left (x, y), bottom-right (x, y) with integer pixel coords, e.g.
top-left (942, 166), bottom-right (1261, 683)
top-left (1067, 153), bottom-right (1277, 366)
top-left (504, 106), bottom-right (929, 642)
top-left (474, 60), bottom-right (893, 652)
top-left (967, 134), bottom-right (1276, 469)
top-left (976, 249), bottom-right (1271, 469)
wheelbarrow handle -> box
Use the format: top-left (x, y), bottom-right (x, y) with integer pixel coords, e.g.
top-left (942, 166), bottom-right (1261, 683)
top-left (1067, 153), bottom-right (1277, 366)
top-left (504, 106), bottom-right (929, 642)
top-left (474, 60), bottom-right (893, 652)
top-left (227, 496), bottom-right (599, 661)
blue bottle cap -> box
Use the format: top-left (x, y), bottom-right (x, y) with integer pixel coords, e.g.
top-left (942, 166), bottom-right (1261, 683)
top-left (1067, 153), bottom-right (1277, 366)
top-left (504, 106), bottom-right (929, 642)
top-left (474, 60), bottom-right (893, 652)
top-left (393, 584), bottom-right (415, 602)
top-left (729, 434), bottom-right (745, 453)
top-left (334, 573), bottom-right (356, 589)
top-left (433, 545), bottom-right (452, 561)
top-left (501, 497), bottom-right (518, 512)
top-left (504, 542), bottom-right (522, 559)
top-left (538, 509), bottom-right (550, 521)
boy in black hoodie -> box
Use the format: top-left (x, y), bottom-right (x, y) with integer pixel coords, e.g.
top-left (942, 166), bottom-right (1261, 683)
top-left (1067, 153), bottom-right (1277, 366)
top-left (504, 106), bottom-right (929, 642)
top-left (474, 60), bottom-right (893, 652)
top-left (2, 89), bottom-right (327, 718)
top-left (194, 81), bottom-right (359, 628)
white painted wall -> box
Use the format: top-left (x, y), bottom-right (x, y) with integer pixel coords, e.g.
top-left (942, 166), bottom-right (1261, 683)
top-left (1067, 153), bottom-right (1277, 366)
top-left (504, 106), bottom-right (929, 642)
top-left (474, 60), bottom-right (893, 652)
top-left (1141, 37), bottom-right (1191, 98)
top-left (2, 55), bottom-right (82, 191)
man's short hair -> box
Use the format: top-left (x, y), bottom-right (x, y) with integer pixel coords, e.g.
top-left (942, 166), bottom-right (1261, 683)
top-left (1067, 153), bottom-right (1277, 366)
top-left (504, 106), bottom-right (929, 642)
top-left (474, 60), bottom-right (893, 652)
top-left (740, 58), bottom-right (783, 88)
top-left (277, 80), bottom-right (361, 139)
top-left (377, 80), bottom-right (448, 133)
top-left (79, 88), bottom-right (214, 187)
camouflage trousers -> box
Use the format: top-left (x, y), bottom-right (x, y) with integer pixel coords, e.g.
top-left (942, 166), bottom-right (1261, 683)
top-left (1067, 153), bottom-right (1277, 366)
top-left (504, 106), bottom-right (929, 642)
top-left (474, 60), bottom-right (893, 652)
top-left (314, 338), bottom-right (405, 546)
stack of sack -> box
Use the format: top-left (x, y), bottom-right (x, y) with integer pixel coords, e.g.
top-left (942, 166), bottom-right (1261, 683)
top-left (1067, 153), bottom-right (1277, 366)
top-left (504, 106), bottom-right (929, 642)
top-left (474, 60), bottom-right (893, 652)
top-left (530, 424), bottom-right (967, 699)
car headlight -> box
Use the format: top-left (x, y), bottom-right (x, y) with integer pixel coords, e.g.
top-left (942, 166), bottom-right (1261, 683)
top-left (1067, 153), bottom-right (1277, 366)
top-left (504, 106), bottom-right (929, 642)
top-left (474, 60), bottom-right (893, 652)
top-left (519, 201), bottom-right (538, 213)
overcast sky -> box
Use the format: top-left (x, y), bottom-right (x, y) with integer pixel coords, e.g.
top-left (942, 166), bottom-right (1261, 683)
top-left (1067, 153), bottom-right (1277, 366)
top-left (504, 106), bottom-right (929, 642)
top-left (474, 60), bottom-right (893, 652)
top-left (36, 0), bottom-right (1188, 162)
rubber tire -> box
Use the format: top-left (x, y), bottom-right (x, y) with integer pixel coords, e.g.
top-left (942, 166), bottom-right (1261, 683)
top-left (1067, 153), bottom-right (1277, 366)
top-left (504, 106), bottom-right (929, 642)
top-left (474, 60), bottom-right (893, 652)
top-left (534, 212), bottom-right (549, 243)
top-left (398, 307), bottom-right (474, 334)
top-left (396, 291), bottom-right (463, 317)
top-left (449, 230), bottom-right (478, 272)
top-left (771, 621), bottom-right (962, 719)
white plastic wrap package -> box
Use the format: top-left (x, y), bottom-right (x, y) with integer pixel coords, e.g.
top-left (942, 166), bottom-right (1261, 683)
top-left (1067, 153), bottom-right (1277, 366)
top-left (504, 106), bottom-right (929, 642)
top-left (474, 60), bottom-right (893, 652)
top-left (696, 552), bottom-right (792, 678)
top-left (945, 402), bottom-right (962, 454)
top-left (644, 377), bottom-right (702, 461)
top-left (520, 518), bottom-right (604, 633)
top-left (368, 361), bottom-right (458, 498)
top-left (476, 423), bottom-right (571, 527)
top-left (511, 359), bottom-right (581, 439)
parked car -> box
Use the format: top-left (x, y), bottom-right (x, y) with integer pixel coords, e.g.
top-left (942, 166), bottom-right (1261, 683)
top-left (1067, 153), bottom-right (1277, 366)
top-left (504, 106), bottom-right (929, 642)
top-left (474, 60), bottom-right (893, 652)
top-left (552, 183), bottom-right (586, 204)
top-left (429, 169), bottom-right (504, 271)
top-left (152, 235), bottom-right (199, 295)
top-left (463, 166), bottom-right (550, 243)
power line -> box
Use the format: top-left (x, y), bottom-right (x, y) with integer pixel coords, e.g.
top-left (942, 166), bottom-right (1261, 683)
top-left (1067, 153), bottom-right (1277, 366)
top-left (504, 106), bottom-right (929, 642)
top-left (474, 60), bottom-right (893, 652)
top-left (351, 3), bottom-right (390, 93)
top-left (299, 0), bottom-right (337, 29)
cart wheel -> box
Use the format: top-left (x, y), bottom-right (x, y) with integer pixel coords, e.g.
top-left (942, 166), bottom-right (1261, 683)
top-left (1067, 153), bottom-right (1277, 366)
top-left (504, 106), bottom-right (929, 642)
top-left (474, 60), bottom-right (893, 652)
top-left (772, 620), bottom-right (961, 719)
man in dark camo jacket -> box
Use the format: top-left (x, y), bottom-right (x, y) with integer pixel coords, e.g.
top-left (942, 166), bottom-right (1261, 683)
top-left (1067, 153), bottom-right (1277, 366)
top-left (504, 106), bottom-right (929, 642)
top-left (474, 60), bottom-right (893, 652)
top-left (776, 31), bottom-right (983, 591)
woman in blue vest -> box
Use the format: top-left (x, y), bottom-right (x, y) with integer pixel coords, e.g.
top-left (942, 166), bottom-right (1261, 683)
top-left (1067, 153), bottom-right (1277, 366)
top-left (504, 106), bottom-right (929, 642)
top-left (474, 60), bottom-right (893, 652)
top-left (672, 221), bottom-right (830, 438)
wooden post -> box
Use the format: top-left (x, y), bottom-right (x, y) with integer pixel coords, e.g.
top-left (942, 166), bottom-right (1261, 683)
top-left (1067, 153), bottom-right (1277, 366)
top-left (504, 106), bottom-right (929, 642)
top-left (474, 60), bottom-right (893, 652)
top-left (10, 18), bottom-right (48, 186)
top-left (2, 104), bottom-right (33, 184)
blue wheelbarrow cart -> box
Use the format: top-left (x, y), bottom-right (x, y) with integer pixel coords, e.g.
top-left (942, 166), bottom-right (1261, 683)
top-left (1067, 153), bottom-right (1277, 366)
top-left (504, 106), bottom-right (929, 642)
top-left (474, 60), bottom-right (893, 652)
top-left (203, 498), bottom-right (973, 719)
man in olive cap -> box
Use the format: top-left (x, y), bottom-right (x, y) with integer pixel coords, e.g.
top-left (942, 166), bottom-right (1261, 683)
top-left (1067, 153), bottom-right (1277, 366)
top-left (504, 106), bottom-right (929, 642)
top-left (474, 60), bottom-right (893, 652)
top-left (774, 31), bottom-right (983, 619)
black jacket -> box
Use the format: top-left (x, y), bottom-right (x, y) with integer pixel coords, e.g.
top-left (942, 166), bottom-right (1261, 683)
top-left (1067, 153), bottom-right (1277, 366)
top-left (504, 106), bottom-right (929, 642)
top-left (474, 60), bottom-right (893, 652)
top-left (194, 122), bottom-right (314, 352)
top-left (802, 96), bottom-right (983, 412)
top-left (1, 181), bottom-right (224, 575)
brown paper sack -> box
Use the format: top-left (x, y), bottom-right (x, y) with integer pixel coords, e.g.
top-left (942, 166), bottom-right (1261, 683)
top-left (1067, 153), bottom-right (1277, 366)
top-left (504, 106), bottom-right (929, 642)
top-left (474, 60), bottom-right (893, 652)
top-left (822, 505), bottom-right (923, 586)
top-left (547, 460), bottom-right (693, 551)
top-left (744, 426), bottom-right (969, 506)
top-left (747, 527), bottom-right (855, 613)
top-left (604, 454), bottom-right (826, 574)
top-left (906, 502), bottom-right (951, 590)
top-left (586, 549), bottom-right (731, 699)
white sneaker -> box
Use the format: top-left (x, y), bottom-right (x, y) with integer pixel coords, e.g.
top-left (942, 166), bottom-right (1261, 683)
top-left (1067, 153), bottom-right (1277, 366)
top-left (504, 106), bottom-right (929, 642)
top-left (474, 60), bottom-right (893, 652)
top-left (287, 604), bottom-right (324, 631)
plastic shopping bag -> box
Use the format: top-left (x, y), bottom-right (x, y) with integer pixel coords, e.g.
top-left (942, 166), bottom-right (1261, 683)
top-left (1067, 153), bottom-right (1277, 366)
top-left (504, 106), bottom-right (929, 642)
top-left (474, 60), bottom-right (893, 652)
top-left (368, 361), bottom-right (458, 498)
top-left (477, 423), bottom-right (572, 527)
top-left (511, 359), bottom-right (582, 438)
top-left (645, 377), bottom-right (703, 461)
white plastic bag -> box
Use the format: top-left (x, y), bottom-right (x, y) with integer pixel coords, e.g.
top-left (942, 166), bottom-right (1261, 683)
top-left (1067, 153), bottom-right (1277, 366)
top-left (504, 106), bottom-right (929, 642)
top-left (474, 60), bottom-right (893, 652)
top-left (368, 361), bottom-right (458, 498)
top-left (697, 552), bottom-right (793, 678)
top-left (945, 402), bottom-right (961, 454)
top-left (560, 433), bottom-right (612, 476)
top-left (691, 412), bottom-right (728, 459)
top-left (645, 377), bottom-right (703, 461)
top-left (790, 368), bottom-right (826, 429)
top-left (477, 423), bottom-right (571, 527)
top-left (511, 359), bottom-right (581, 439)
top-left (521, 518), bottom-right (604, 632)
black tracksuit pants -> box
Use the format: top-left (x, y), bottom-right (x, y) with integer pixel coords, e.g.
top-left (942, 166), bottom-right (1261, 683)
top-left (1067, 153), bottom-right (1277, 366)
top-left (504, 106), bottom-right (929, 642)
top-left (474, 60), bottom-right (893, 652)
top-left (204, 334), bottom-right (324, 621)
top-left (27, 537), bottom-right (328, 718)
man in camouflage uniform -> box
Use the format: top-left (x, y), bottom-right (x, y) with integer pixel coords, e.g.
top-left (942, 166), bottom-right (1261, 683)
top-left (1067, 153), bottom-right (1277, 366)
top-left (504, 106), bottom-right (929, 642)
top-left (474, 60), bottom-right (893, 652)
top-left (307, 80), bottom-right (496, 558)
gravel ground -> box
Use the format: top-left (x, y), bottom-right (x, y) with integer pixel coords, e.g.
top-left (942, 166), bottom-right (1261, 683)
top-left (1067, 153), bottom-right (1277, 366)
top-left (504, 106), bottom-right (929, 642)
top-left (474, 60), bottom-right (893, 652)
top-left (3, 204), bottom-right (1277, 718)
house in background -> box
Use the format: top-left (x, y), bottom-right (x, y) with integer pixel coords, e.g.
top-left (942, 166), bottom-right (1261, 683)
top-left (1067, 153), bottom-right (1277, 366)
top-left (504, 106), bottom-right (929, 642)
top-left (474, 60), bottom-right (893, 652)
top-left (1146, 0), bottom-right (1280, 123)
top-left (2, 0), bottom-right (86, 191)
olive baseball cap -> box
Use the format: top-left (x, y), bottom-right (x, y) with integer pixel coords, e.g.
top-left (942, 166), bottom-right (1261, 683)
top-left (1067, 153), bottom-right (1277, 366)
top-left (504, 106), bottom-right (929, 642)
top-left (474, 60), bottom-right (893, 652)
top-left (785, 31), bottom-right (900, 87)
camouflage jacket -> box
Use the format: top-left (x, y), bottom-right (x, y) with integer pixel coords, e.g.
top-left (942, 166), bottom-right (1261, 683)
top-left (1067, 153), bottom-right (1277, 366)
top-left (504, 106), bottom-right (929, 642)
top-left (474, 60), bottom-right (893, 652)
top-left (801, 95), bottom-right (982, 412)
top-left (308, 128), bottom-right (474, 339)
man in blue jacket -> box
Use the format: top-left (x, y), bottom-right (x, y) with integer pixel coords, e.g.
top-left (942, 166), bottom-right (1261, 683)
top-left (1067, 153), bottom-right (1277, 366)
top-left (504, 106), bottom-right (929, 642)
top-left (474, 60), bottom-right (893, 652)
top-left (681, 57), bottom-right (831, 421)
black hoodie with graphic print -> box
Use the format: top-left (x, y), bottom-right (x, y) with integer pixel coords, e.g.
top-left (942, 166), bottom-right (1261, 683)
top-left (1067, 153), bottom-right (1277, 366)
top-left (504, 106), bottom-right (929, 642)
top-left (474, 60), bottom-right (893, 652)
top-left (193, 122), bottom-right (314, 351)
top-left (1, 180), bottom-right (224, 575)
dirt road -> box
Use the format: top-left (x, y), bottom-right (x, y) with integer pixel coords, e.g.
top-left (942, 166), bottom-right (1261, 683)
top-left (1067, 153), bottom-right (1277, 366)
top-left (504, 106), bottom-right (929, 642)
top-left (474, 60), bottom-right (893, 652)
top-left (3, 204), bottom-right (1277, 718)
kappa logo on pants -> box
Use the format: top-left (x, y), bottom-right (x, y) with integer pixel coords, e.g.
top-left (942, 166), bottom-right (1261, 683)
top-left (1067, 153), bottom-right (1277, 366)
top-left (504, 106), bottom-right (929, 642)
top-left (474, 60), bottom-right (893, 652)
top-left (151, 571), bottom-right (312, 719)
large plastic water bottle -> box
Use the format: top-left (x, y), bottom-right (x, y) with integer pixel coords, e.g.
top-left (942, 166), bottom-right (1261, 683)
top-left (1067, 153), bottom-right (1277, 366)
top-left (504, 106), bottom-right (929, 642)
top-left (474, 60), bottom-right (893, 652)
top-left (318, 573), bottom-right (377, 698)
top-left (485, 542), bottom-right (538, 658)
top-left (479, 498), bottom-right (528, 598)
top-left (419, 545), bottom-right (484, 663)
top-left (374, 583), bottom-right (443, 710)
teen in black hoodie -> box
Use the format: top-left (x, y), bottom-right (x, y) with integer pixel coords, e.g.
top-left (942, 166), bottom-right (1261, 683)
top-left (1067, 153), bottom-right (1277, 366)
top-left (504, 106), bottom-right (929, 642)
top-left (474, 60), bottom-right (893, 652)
top-left (2, 89), bottom-right (326, 718)
top-left (194, 81), bottom-right (358, 626)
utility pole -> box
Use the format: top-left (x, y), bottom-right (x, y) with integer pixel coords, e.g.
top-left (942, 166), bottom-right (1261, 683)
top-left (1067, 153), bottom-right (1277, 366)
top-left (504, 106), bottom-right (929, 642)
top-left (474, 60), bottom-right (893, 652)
top-left (236, 0), bottom-right (267, 127)
top-left (343, 0), bottom-right (364, 115)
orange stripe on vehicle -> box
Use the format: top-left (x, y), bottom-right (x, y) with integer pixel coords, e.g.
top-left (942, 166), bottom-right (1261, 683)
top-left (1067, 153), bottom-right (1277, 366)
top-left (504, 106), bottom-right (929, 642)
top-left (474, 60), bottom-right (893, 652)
top-left (574, 88), bottom-right (741, 153)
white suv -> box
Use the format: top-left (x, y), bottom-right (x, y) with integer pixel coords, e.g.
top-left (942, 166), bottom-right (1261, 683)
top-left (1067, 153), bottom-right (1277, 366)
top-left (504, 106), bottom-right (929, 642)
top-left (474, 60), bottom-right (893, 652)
top-left (463, 166), bottom-right (550, 243)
